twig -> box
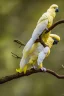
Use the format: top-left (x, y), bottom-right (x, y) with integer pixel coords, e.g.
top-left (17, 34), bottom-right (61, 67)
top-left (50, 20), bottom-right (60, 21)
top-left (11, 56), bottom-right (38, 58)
top-left (45, 19), bottom-right (64, 33)
top-left (0, 68), bottom-right (64, 84)
top-left (11, 52), bottom-right (21, 59)
top-left (35, 35), bottom-right (47, 47)
top-left (14, 40), bottom-right (25, 47)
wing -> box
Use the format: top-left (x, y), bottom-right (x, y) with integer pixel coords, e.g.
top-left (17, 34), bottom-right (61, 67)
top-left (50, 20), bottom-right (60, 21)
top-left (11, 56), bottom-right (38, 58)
top-left (23, 13), bottom-right (48, 53)
top-left (37, 13), bottom-right (48, 24)
top-left (32, 13), bottom-right (48, 41)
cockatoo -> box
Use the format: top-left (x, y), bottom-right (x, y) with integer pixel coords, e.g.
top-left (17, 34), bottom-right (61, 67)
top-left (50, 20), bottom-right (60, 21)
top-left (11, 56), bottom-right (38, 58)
top-left (16, 4), bottom-right (59, 73)
top-left (27, 34), bottom-right (60, 70)
top-left (16, 34), bottom-right (60, 73)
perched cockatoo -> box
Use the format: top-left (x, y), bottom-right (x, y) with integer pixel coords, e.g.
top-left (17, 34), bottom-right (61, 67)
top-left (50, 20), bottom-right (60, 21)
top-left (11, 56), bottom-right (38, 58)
top-left (16, 4), bottom-right (59, 73)
top-left (16, 34), bottom-right (60, 73)
top-left (27, 34), bottom-right (60, 70)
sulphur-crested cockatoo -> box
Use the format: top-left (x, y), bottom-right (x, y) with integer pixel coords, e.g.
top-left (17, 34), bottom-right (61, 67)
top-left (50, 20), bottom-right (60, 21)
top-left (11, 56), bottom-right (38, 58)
top-left (16, 4), bottom-right (59, 73)
top-left (16, 34), bottom-right (60, 73)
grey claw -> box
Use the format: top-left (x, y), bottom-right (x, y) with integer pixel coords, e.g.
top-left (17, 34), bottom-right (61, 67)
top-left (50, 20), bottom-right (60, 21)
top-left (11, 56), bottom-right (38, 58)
top-left (40, 67), bottom-right (46, 72)
top-left (33, 66), bottom-right (37, 69)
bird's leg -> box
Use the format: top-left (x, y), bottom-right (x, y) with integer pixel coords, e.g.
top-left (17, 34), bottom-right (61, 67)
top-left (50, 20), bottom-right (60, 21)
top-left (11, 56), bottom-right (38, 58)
top-left (39, 63), bottom-right (46, 72)
top-left (37, 47), bottom-right (49, 72)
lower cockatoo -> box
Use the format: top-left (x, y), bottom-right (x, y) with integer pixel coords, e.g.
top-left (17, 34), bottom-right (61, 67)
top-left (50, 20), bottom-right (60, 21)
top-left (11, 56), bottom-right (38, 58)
top-left (16, 34), bottom-right (60, 73)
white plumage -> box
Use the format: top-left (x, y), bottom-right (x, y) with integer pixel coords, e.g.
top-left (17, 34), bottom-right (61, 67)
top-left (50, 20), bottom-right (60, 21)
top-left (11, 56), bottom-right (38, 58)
top-left (16, 4), bottom-right (59, 73)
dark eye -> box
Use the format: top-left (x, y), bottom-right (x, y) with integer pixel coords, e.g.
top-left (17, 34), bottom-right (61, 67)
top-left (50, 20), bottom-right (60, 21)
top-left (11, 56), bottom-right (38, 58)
top-left (53, 38), bottom-right (59, 45)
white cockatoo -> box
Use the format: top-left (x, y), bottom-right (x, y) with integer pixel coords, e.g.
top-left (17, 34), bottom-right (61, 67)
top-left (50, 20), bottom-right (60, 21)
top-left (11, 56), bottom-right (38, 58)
top-left (16, 4), bottom-right (59, 73)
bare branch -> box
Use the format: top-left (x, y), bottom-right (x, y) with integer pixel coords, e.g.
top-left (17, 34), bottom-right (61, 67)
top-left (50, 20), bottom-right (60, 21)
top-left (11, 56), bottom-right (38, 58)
top-left (35, 20), bottom-right (64, 47)
top-left (4, 20), bottom-right (63, 85)
top-left (45, 19), bottom-right (64, 33)
top-left (15, 20), bottom-right (64, 47)
top-left (0, 68), bottom-right (64, 84)
top-left (14, 40), bottom-right (25, 47)
top-left (11, 52), bottom-right (21, 59)
top-left (35, 35), bottom-right (47, 47)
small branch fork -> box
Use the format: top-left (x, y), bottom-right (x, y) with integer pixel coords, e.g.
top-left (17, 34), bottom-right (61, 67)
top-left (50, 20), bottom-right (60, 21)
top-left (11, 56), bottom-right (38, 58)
top-left (0, 20), bottom-right (64, 84)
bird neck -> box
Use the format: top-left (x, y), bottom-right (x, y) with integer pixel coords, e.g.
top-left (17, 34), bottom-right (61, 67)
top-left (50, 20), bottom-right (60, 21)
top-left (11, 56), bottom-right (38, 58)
top-left (47, 9), bottom-right (56, 18)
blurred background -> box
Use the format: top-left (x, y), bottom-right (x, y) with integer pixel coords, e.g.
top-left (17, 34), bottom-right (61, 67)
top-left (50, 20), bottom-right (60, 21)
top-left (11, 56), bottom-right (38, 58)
top-left (0, 0), bottom-right (64, 96)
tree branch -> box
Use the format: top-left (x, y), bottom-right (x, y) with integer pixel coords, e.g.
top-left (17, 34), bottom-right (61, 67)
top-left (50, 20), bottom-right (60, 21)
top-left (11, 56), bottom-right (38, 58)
top-left (0, 68), bottom-right (64, 84)
top-left (35, 20), bottom-right (64, 47)
top-left (14, 20), bottom-right (64, 47)
top-left (45, 19), bottom-right (64, 33)
top-left (3, 20), bottom-right (62, 84)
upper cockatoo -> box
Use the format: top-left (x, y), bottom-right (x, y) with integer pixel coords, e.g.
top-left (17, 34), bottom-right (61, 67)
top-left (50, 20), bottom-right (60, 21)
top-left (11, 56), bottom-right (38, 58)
top-left (16, 4), bottom-right (59, 73)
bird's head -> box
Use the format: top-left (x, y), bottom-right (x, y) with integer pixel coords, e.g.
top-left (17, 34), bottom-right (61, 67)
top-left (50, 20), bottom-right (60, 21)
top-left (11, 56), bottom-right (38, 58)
top-left (47, 4), bottom-right (59, 18)
top-left (50, 4), bottom-right (59, 12)
top-left (50, 34), bottom-right (60, 45)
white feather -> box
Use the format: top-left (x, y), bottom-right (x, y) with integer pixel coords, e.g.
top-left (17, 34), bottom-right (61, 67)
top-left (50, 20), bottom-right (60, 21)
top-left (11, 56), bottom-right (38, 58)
top-left (23, 38), bottom-right (34, 53)
top-left (37, 47), bottom-right (49, 65)
top-left (32, 20), bottom-right (48, 41)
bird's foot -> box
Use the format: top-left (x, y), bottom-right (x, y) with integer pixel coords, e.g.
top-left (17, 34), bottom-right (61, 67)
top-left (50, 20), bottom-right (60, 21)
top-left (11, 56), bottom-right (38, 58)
top-left (33, 66), bottom-right (37, 70)
top-left (40, 67), bottom-right (46, 72)
top-left (16, 68), bottom-right (22, 73)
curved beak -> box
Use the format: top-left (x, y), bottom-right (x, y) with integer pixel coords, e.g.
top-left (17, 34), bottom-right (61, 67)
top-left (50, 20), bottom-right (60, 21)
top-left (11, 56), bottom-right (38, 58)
top-left (55, 8), bottom-right (59, 12)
